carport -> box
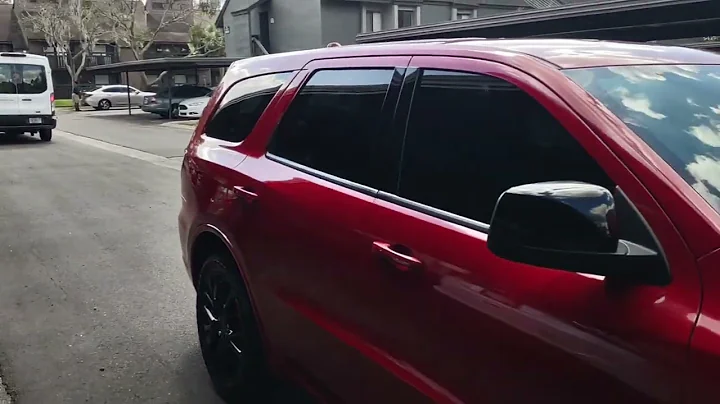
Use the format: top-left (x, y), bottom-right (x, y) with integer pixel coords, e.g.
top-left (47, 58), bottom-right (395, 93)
top-left (355, 0), bottom-right (720, 44)
top-left (85, 56), bottom-right (241, 118)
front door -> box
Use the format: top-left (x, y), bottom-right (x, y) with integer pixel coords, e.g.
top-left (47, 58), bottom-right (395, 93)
top-left (358, 57), bottom-right (701, 403)
top-left (233, 56), bottom-right (433, 402)
top-left (259, 11), bottom-right (271, 53)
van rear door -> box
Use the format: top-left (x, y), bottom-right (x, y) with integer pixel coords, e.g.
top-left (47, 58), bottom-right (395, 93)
top-left (14, 61), bottom-right (51, 116)
top-left (0, 62), bottom-right (19, 115)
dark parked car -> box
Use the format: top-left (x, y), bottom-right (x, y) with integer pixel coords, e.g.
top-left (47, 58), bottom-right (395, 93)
top-left (142, 85), bottom-right (212, 117)
top-left (179, 39), bottom-right (720, 403)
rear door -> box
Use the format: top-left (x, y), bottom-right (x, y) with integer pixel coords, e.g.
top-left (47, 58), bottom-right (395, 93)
top-left (0, 61), bottom-right (19, 115)
top-left (109, 86), bottom-right (128, 106)
top-left (15, 61), bottom-right (50, 116)
top-left (358, 57), bottom-right (700, 403)
top-left (230, 57), bottom-right (431, 402)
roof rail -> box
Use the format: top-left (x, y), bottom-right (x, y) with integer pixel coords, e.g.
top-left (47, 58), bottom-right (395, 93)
top-left (0, 52), bottom-right (27, 57)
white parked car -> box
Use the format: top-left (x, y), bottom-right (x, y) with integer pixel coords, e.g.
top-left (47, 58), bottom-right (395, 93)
top-left (178, 88), bottom-right (214, 119)
top-left (83, 85), bottom-right (155, 110)
top-left (0, 52), bottom-right (55, 141)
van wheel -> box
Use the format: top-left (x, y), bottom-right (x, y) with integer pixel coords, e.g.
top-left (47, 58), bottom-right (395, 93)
top-left (98, 99), bottom-right (111, 110)
top-left (39, 129), bottom-right (52, 142)
top-left (197, 254), bottom-right (270, 403)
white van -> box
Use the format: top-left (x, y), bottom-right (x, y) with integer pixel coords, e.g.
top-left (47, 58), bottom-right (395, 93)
top-left (0, 52), bottom-right (55, 141)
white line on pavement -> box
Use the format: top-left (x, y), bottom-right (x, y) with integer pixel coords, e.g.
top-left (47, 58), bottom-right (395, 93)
top-left (54, 130), bottom-right (182, 171)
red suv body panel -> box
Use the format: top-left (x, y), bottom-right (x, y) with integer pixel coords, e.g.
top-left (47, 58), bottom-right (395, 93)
top-left (179, 39), bottom-right (720, 403)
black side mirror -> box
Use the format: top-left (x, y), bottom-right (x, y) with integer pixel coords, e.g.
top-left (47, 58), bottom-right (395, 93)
top-left (487, 181), bottom-right (670, 285)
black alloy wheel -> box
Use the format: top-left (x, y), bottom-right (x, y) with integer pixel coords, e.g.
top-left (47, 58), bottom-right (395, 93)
top-left (197, 255), bottom-right (269, 403)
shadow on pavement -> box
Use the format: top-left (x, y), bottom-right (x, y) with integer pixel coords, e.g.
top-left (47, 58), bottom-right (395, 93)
top-left (176, 349), bottom-right (225, 404)
top-left (176, 347), bottom-right (317, 404)
top-left (0, 134), bottom-right (50, 148)
top-left (86, 113), bottom-right (197, 128)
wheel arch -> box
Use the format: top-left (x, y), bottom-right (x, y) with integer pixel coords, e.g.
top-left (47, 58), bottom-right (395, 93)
top-left (189, 225), bottom-right (251, 291)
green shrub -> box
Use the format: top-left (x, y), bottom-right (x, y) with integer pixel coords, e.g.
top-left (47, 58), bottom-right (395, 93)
top-left (54, 99), bottom-right (74, 108)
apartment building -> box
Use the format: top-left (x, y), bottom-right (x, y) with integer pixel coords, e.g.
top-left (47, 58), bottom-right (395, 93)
top-left (3, 0), bottom-right (202, 97)
top-left (216, 0), bottom-right (595, 58)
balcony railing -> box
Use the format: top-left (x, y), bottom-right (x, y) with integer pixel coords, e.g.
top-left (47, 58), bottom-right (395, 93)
top-left (45, 53), bottom-right (119, 70)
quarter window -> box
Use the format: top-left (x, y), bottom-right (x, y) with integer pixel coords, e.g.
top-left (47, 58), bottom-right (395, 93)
top-left (268, 68), bottom-right (399, 189)
top-left (397, 69), bottom-right (614, 224)
top-left (204, 72), bottom-right (292, 143)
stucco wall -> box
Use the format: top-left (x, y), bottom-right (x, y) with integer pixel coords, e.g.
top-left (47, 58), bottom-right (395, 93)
top-left (321, 0), bottom-right (361, 46)
top-left (421, 3), bottom-right (451, 25)
top-left (269, 0), bottom-right (323, 52)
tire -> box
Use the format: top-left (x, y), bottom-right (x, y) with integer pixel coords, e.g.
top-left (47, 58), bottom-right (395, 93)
top-left (98, 99), bottom-right (111, 110)
top-left (197, 254), bottom-right (270, 403)
top-left (39, 129), bottom-right (52, 142)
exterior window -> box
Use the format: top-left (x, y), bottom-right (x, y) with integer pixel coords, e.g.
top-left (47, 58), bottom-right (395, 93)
top-left (204, 72), bottom-right (291, 143)
top-left (397, 7), bottom-right (415, 28)
top-left (92, 44), bottom-right (107, 54)
top-left (365, 11), bottom-right (382, 32)
top-left (174, 74), bottom-right (187, 84)
top-left (152, 2), bottom-right (166, 9)
top-left (397, 69), bottom-right (613, 224)
top-left (457, 10), bottom-right (474, 20)
top-left (269, 69), bottom-right (397, 188)
top-left (0, 64), bottom-right (48, 95)
top-left (94, 74), bottom-right (110, 85)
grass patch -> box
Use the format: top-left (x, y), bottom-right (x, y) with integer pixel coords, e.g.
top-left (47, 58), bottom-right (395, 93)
top-left (54, 99), bottom-right (74, 108)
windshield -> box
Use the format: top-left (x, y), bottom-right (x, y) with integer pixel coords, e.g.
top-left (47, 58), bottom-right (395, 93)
top-left (565, 64), bottom-right (720, 213)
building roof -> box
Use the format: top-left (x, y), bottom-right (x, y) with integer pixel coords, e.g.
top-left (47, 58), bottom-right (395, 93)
top-left (85, 56), bottom-right (241, 73)
top-left (356, 0), bottom-right (720, 43)
top-left (154, 31), bottom-right (191, 44)
top-left (442, 38), bottom-right (720, 68)
top-left (0, 4), bottom-right (13, 43)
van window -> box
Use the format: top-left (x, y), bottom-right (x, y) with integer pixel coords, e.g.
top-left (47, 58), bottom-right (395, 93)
top-left (0, 64), bottom-right (47, 94)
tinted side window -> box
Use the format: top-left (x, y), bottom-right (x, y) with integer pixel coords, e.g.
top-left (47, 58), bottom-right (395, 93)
top-left (205, 72), bottom-right (292, 142)
top-left (269, 68), bottom-right (398, 188)
top-left (194, 87), bottom-right (212, 97)
top-left (398, 69), bottom-right (614, 224)
top-left (173, 87), bottom-right (193, 97)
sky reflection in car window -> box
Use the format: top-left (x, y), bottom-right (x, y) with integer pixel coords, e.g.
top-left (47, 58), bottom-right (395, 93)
top-left (565, 64), bottom-right (720, 212)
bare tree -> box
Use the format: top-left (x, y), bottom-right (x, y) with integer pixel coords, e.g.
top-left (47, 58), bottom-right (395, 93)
top-left (21, 0), bottom-right (107, 91)
top-left (98, 0), bottom-right (212, 87)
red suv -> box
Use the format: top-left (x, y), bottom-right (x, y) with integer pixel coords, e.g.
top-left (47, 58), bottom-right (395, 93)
top-left (179, 39), bottom-right (720, 403)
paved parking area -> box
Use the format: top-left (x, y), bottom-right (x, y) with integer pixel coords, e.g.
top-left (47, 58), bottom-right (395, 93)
top-left (0, 113), bottom-right (312, 403)
top-left (56, 109), bottom-right (195, 159)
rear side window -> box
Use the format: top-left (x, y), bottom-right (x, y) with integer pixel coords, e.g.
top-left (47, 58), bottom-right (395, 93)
top-left (0, 63), bottom-right (47, 94)
top-left (397, 69), bottom-right (613, 225)
top-left (204, 72), bottom-right (292, 142)
top-left (268, 68), bottom-right (398, 188)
